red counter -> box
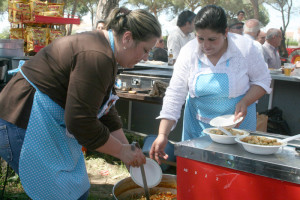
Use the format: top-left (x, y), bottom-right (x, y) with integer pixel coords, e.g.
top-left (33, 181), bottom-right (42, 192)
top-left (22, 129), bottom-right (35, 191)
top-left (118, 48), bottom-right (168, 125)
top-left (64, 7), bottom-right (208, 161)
top-left (177, 156), bottom-right (300, 200)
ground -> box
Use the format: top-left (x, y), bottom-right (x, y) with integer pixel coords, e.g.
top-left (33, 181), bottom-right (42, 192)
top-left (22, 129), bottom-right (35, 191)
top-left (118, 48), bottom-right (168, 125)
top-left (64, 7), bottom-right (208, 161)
top-left (85, 156), bottom-right (130, 200)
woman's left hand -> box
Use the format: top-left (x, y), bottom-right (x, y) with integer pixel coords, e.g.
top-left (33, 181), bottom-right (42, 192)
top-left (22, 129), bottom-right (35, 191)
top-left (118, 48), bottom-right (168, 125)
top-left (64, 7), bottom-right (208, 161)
top-left (234, 100), bottom-right (248, 127)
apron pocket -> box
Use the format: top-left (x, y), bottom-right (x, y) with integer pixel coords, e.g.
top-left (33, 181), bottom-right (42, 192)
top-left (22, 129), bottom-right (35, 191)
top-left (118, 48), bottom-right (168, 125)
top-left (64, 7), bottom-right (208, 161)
top-left (0, 125), bottom-right (13, 162)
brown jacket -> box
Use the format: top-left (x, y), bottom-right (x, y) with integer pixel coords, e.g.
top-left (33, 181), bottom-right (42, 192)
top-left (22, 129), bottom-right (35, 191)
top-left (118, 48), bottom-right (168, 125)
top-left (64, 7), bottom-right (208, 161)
top-left (0, 31), bottom-right (122, 150)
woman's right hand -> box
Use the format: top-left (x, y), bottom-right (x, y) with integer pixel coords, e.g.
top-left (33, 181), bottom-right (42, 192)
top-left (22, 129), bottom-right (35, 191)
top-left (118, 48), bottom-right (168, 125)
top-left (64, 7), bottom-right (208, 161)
top-left (119, 144), bottom-right (146, 167)
top-left (149, 134), bottom-right (169, 165)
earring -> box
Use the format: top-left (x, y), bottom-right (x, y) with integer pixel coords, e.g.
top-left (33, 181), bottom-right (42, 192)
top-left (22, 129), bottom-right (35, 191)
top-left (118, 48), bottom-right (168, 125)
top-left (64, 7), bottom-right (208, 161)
top-left (123, 47), bottom-right (126, 50)
top-left (224, 36), bottom-right (227, 40)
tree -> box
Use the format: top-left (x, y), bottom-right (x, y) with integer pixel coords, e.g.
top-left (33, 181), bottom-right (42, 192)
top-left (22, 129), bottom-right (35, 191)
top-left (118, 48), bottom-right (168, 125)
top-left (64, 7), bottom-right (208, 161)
top-left (96, 0), bottom-right (119, 23)
top-left (125, 0), bottom-right (173, 18)
top-left (79, 0), bottom-right (99, 27)
top-left (265, 0), bottom-right (293, 58)
top-left (249, 0), bottom-right (259, 19)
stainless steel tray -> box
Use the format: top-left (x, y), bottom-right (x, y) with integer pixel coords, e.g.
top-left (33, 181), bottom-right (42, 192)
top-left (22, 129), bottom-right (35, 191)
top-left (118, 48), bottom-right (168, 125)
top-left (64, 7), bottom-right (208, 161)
top-left (175, 132), bottom-right (300, 184)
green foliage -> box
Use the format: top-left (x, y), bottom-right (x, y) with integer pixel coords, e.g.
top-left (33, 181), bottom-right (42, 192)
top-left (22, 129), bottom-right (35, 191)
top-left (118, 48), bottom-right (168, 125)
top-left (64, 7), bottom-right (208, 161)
top-left (0, 28), bottom-right (9, 39)
top-left (286, 39), bottom-right (298, 46)
top-left (0, 0), bottom-right (8, 15)
top-left (125, 0), bottom-right (174, 17)
top-left (0, 164), bottom-right (29, 199)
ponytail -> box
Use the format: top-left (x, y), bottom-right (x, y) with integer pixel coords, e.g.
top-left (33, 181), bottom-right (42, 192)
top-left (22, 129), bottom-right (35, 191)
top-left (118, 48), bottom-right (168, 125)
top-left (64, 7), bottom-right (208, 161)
top-left (105, 7), bottom-right (161, 42)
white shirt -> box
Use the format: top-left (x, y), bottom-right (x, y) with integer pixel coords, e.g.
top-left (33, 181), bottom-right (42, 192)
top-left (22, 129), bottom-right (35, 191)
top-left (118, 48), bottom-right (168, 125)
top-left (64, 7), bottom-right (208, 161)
top-left (243, 33), bottom-right (264, 56)
top-left (167, 26), bottom-right (195, 59)
top-left (262, 42), bottom-right (281, 69)
top-left (158, 33), bottom-right (272, 124)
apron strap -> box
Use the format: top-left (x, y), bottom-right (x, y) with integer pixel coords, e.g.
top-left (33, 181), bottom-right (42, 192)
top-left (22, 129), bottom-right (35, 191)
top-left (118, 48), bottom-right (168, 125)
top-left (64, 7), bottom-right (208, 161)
top-left (108, 29), bottom-right (115, 53)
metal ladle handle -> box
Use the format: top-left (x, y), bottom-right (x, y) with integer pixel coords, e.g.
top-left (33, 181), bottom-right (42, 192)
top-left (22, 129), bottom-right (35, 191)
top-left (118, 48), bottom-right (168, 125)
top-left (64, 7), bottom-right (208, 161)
top-left (131, 141), bottom-right (150, 200)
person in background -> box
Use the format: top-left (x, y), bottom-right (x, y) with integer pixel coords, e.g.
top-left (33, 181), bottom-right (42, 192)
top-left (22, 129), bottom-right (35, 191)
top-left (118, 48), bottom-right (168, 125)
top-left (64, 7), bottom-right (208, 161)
top-left (237, 10), bottom-right (245, 22)
top-left (96, 19), bottom-right (106, 30)
top-left (257, 30), bottom-right (266, 45)
top-left (150, 5), bottom-right (271, 164)
top-left (149, 36), bottom-right (168, 62)
top-left (0, 7), bottom-right (161, 200)
top-left (167, 10), bottom-right (196, 63)
top-left (228, 18), bottom-right (244, 35)
top-left (262, 28), bottom-right (282, 69)
top-left (243, 19), bottom-right (263, 54)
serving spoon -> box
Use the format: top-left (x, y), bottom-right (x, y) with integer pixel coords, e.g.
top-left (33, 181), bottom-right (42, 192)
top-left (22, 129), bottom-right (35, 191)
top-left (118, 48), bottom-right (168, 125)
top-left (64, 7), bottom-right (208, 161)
top-left (281, 134), bottom-right (300, 143)
top-left (218, 127), bottom-right (233, 136)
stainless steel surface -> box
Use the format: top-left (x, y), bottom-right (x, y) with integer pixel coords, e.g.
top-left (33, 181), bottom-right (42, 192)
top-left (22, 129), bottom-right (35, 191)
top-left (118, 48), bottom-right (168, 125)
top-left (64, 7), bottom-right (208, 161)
top-left (271, 73), bottom-right (300, 82)
top-left (116, 74), bottom-right (170, 89)
top-left (175, 132), bottom-right (300, 184)
top-left (0, 39), bottom-right (24, 58)
top-left (113, 174), bottom-right (176, 200)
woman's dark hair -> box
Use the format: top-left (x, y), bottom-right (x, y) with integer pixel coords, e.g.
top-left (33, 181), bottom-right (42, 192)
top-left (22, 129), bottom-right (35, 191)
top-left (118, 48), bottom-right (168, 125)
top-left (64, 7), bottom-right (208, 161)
top-left (105, 7), bottom-right (161, 42)
top-left (194, 5), bottom-right (227, 34)
top-left (177, 10), bottom-right (196, 27)
top-left (237, 10), bottom-right (245, 15)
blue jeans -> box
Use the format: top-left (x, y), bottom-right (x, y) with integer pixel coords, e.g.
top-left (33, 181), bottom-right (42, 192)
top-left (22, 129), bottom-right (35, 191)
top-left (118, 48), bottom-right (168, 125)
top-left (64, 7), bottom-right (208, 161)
top-left (0, 118), bottom-right (89, 200)
top-left (0, 118), bottom-right (25, 174)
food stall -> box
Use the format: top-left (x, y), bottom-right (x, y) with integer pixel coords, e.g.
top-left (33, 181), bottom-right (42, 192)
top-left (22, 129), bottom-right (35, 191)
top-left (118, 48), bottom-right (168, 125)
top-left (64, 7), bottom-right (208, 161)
top-left (116, 63), bottom-right (300, 140)
top-left (0, 0), bottom-right (80, 91)
top-left (175, 132), bottom-right (300, 200)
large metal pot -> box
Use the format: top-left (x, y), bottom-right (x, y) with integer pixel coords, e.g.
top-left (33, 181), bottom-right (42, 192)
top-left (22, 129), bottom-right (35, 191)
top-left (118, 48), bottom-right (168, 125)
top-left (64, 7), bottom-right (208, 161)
top-left (113, 174), bottom-right (176, 200)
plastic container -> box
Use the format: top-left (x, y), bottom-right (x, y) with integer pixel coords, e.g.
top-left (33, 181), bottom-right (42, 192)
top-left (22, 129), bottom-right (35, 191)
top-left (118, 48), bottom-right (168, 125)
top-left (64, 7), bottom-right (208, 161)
top-left (142, 135), bottom-right (176, 171)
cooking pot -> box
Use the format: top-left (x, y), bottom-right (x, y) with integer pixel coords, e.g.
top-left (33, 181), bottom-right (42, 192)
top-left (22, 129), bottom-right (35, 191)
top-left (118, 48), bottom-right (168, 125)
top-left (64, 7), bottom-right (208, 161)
top-left (113, 174), bottom-right (176, 200)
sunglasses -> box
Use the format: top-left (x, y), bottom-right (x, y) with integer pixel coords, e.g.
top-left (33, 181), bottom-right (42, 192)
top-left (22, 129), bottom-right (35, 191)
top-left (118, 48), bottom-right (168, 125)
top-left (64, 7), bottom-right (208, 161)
top-left (231, 25), bottom-right (243, 30)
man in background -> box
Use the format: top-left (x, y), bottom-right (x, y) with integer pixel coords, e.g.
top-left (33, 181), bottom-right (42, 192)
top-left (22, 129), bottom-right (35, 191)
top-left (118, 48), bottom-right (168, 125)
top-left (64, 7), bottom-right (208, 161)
top-left (243, 19), bottom-right (263, 54)
top-left (149, 36), bottom-right (168, 62)
top-left (262, 28), bottom-right (282, 69)
top-left (257, 31), bottom-right (266, 45)
top-left (237, 10), bottom-right (245, 22)
top-left (96, 20), bottom-right (105, 30)
top-left (167, 10), bottom-right (196, 63)
top-left (228, 18), bottom-right (244, 35)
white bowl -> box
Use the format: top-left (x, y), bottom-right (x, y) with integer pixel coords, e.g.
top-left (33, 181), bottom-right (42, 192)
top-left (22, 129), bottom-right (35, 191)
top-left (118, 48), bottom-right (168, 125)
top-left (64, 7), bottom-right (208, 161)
top-left (130, 157), bottom-right (162, 188)
top-left (203, 128), bottom-right (250, 144)
top-left (209, 114), bottom-right (243, 128)
top-left (235, 136), bottom-right (287, 155)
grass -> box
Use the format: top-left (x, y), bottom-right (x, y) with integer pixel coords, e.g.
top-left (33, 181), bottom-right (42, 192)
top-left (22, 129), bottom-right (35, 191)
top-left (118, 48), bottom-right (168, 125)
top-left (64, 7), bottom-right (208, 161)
top-left (0, 131), bottom-right (146, 200)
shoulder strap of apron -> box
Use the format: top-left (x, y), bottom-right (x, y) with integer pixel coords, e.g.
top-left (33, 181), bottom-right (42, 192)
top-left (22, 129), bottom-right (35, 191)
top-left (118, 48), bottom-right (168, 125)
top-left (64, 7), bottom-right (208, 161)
top-left (108, 29), bottom-right (115, 53)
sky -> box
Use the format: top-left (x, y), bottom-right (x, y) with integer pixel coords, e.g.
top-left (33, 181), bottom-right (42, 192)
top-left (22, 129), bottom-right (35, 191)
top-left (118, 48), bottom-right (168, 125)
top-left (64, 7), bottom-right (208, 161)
top-left (1, 2), bottom-right (300, 36)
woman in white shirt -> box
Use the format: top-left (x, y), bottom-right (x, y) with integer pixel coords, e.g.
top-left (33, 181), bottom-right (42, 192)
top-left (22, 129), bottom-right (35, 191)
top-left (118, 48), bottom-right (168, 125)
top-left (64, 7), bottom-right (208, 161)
top-left (150, 5), bottom-right (271, 164)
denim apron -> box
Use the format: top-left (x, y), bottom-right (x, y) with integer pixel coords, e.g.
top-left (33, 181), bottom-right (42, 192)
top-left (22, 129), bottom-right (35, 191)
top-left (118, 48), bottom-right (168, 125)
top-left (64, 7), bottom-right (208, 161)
top-left (182, 59), bottom-right (256, 141)
top-left (19, 30), bottom-right (118, 199)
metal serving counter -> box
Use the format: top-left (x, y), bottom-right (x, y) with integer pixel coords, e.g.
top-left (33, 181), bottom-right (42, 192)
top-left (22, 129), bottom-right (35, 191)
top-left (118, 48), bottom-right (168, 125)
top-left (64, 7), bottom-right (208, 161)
top-left (175, 133), bottom-right (300, 200)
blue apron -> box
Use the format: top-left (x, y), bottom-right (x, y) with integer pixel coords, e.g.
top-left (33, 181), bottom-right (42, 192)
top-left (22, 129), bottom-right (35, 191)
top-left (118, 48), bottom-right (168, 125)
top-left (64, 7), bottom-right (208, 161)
top-left (182, 59), bottom-right (256, 141)
top-left (19, 29), bottom-right (118, 199)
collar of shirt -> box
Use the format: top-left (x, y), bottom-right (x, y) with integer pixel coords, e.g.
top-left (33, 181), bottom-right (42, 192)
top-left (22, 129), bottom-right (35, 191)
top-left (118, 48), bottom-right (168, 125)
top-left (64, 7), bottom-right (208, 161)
top-left (176, 26), bottom-right (191, 38)
top-left (264, 41), bottom-right (277, 51)
top-left (197, 33), bottom-right (239, 66)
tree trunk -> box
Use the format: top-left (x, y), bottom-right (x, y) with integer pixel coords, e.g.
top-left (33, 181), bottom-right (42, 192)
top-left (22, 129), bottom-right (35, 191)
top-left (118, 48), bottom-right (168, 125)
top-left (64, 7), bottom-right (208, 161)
top-left (67, 0), bottom-right (78, 35)
top-left (279, 27), bottom-right (288, 59)
top-left (96, 0), bottom-right (120, 25)
top-left (249, 0), bottom-right (259, 20)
